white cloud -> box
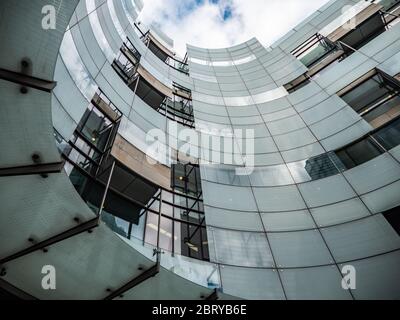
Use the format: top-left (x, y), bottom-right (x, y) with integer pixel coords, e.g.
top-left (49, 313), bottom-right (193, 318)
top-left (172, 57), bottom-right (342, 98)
top-left (138, 0), bottom-right (331, 56)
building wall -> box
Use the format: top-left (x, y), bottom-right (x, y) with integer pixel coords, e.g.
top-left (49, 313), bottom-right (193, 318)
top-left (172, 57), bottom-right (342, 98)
top-left (1, 0), bottom-right (399, 299)
top-left (53, 0), bottom-right (400, 299)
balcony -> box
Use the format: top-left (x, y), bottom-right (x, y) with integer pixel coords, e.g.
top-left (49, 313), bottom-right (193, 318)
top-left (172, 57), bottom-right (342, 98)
top-left (134, 23), bottom-right (189, 75)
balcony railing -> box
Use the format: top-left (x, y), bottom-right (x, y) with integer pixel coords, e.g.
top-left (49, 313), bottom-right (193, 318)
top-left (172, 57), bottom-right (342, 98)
top-left (134, 22), bottom-right (189, 75)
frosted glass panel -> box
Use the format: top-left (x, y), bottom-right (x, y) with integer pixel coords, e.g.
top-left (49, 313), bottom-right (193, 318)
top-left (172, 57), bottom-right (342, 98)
top-left (205, 206), bottom-right (264, 232)
top-left (342, 251), bottom-right (400, 300)
top-left (311, 198), bottom-right (370, 227)
top-left (220, 266), bottom-right (285, 300)
top-left (262, 210), bottom-right (316, 232)
top-left (281, 266), bottom-right (352, 300)
top-left (208, 228), bottom-right (274, 267)
top-left (344, 153), bottom-right (400, 195)
top-left (253, 186), bottom-right (307, 212)
top-left (269, 230), bottom-right (333, 267)
top-left (202, 181), bottom-right (258, 211)
top-left (321, 215), bottom-right (400, 262)
top-left (298, 174), bottom-right (356, 208)
top-left (361, 180), bottom-right (400, 214)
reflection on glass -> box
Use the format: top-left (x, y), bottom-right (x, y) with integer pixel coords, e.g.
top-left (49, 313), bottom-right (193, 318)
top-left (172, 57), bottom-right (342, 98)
top-left (60, 30), bottom-right (98, 100)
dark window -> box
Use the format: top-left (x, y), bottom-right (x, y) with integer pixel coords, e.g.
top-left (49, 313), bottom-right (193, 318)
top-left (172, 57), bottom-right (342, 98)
top-left (112, 39), bottom-right (141, 85)
top-left (340, 70), bottom-right (400, 128)
top-left (171, 163), bottom-right (202, 197)
top-left (135, 76), bottom-right (167, 109)
top-left (383, 205), bottom-right (400, 236)
top-left (339, 12), bottom-right (386, 52)
top-left (77, 106), bottom-right (113, 151)
top-left (372, 116), bottom-right (400, 150)
top-left (335, 137), bottom-right (384, 169)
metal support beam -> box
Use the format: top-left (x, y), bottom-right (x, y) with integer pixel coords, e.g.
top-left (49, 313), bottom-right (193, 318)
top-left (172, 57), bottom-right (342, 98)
top-left (0, 217), bottom-right (99, 265)
top-left (0, 161), bottom-right (64, 177)
top-left (104, 262), bottom-right (160, 300)
top-left (0, 68), bottom-right (57, 93)
top-left (205, 288), bottom-right (219, 301)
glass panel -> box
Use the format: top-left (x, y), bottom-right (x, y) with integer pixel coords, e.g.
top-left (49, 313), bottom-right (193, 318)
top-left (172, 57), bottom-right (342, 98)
top-left (262, 210), bottom-right (316, 232)
top-left (343, 251), bottom-right (400, 299)
top-left (298, 174), bottom-right (356, 208)
top-left (296, 35), bottom-right (337, 68)
top-left (269, 230), bottom-right (333, 267)
top-left (321, 215), bottom-right (400, 262)
top-left (220, 266), bottom-right (285, 300)
top-left (208, 228), bottom-right (274, 267)
top-left (281, 266), bottom-right (352, 300)
top-left (311, 198), bottom-right (370, 227)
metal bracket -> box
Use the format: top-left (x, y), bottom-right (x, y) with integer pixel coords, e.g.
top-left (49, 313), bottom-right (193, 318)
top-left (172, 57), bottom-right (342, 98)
top-left (0, 161), bottom-right (64, 177)
top-left (205, 288), bottom-right (219, 301)
top-left (104, 262), bottom-right (160, 300)
top-left (0, 68), bottom-right (57, 93)
top-left (0, 217), bottom-right (99, 265)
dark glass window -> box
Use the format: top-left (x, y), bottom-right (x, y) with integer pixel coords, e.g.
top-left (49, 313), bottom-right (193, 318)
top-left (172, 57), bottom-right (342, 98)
top-left (134, 76), bottom-right (167, 109)
top-left (171, 163), bottom-right (202, 197)
top-left (372, 116), bottom-right (400, 150)
top-left (383, 205), bottom-right (400, 236)
top-left (339, 12), bottom-right (386, 52)
top-left (335, 137), bottom-right (384, 169)
top-left (77, 106), bottom-right (113, 151)
top-left (112, 39), bottom-right (141, 85)
top-left (340, 70), bottom-right (400, 128)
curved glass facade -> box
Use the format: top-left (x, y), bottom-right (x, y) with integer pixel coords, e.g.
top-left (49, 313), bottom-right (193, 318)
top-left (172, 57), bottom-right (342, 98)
top-left (1, 0), bottom-right (400, 300)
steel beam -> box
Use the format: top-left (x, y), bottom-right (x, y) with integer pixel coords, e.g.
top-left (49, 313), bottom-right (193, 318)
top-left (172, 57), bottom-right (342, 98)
top-left (0, 68), bottom-right (57, 92)
top-left (0, 162), bottom-right (64, 177)
top-left (0, 217), bottom-right (99, 265)
top-left (104, 263), bottom-right (160, 300)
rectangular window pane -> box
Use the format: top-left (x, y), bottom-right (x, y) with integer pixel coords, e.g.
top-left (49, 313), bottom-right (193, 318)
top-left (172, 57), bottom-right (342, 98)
top-left (373, 116), bottom-right (400, 150)
top-left (335, 137), bottom-right (383, 169)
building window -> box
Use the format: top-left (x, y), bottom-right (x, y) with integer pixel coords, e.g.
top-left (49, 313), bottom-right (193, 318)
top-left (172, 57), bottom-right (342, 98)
top-left (372, 115), bottom-right (400, 150)
top-left (171, 162), bottom-right (208, 261)
top-left (382, 205), bottom-right (400, 236)
top-left (337, 10), bottom-right (386, 54)
top-left (171, 162), bottom-right (202, 197)
top-left (291, 33), bottom-right (338, 69)
top-left (134, 23), bottom-right (189, 75)
top-left (112, 38), bottom-right (141, 85)
top-left (335, 137), bottom-right (384, 170)
top-left (339, 69), bottom-right (400, 129)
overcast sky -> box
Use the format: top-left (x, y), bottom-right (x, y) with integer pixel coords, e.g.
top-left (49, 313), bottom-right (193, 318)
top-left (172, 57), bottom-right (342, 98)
top-left (139, 0), bottom-right (331, 56)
